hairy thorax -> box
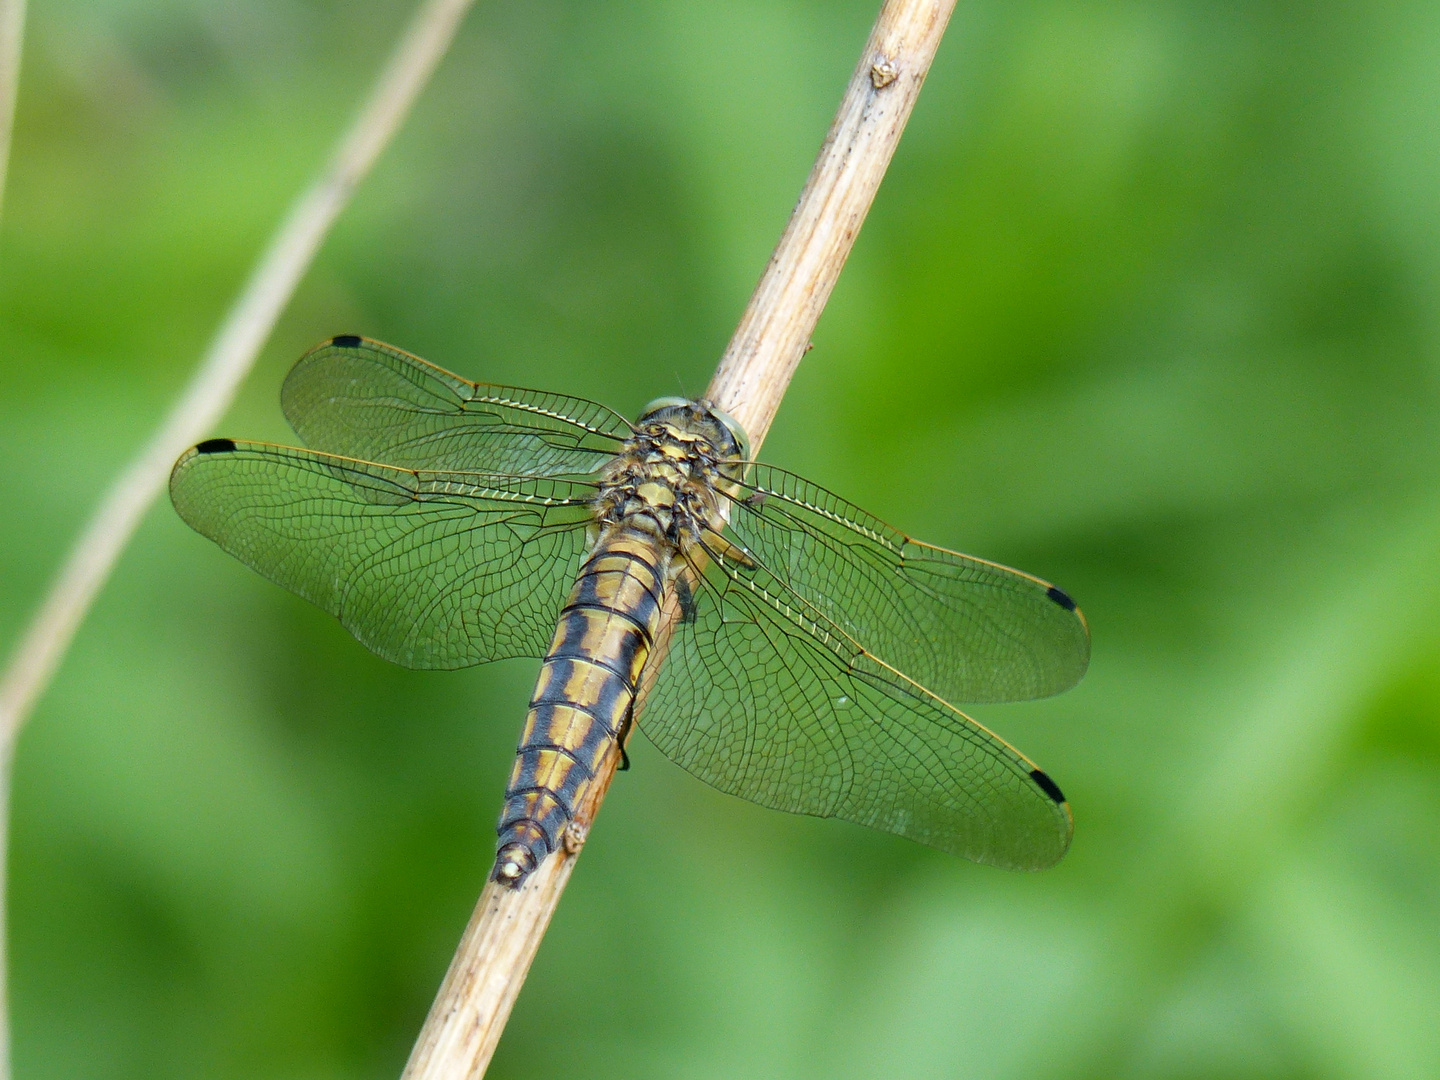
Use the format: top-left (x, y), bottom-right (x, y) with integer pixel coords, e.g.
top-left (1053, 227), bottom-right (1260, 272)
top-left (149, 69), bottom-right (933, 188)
top-left (590, 399), bottom-right (749, 558)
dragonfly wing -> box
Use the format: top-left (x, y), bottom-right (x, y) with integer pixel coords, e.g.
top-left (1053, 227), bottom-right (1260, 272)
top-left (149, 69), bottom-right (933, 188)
top-left (281, 336), bottom-right (631, 476)
top-left (637, 547), bottom-right (1073, 870)
top-left (170, 439), bottom-right (594, 669)
top-left (723, 465), bottom-right (1090, 704)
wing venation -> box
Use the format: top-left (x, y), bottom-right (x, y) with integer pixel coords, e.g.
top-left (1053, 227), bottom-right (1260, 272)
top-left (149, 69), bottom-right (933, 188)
top-left (170, 440), bottom-right (594, 668)
top-left (723, 464), bottom-right (1090, 704)
top-left (637, 541), bottom-right (1073, 870)
top-left (281, 336), bottom-right (629, 477)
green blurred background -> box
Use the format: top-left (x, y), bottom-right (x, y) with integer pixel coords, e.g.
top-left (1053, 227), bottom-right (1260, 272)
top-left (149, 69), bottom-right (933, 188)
top-left (4, 0), bottom-right (1440, 1076)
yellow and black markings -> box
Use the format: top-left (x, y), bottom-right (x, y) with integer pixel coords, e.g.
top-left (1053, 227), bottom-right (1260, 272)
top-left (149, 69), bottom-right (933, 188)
top-left (492, 533), bottom-right (667, 886)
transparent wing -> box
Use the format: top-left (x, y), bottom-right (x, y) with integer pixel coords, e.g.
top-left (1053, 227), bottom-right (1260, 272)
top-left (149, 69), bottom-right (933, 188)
top-left (637, 542), bottom-right (1073, 870)
top-left (281, 335), bottom-right (630, 476)
top-left (170, 439), bottom-right (594, 669)
top-left (722, 465), bottom-right (1090, 705)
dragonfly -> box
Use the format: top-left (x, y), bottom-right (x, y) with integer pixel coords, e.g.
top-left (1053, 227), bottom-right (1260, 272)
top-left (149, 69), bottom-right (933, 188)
top-left (170, 336), bottom-right (1090, 886)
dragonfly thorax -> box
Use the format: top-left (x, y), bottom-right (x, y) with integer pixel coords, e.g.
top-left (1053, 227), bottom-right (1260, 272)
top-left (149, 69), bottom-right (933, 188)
top-left (593, 399), bottom-right (748, 548)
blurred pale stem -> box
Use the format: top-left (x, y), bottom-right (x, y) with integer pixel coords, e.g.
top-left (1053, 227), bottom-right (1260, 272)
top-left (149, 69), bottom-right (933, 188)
top-left (398, 1), bottom-right (956, 1077)
top-left (0, 0), bottom-right (477, 1076)
top-left (0, 2), bottom-right (26, 1076)
top-left (0, 0), bottom-right (24, 222)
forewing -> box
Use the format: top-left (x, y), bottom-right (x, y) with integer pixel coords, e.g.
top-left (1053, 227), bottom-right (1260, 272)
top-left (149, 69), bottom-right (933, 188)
top-left (637, 548), bottom-right (1073, 870)
top-left (281, 336), bottom-right (630, 476)
top-left (724, 465), bottom-right (1090, 704)
top-left (170, 439), bottom-right (594, 669)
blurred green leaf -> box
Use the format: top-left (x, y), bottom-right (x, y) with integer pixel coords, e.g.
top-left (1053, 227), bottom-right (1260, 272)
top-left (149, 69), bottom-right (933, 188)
top-left (3, 0), bottom-right (1438, 1077)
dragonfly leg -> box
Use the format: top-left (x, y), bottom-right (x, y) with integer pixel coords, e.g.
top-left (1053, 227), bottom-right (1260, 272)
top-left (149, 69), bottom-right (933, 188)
top-left (674, 572), bottom-right (697, 624)
top-left (617, 700), bottom-right (635, 772)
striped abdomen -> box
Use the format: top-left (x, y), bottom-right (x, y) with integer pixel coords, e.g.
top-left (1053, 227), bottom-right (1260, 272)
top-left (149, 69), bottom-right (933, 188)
top-left (492, 528), bottom-right (668, 885)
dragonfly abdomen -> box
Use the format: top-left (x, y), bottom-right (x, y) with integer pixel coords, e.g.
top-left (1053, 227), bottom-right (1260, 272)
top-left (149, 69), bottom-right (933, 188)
top-left (493, 529), bottom-right (668, 886)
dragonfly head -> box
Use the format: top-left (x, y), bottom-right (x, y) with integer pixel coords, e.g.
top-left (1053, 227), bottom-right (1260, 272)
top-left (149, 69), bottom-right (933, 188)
top-left (637, 397), bottom-right (751, 463)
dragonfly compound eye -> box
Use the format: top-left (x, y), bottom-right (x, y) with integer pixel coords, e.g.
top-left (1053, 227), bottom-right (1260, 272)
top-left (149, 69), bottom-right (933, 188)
top-left (637, 397), bottom-right (750, 463)
top-left (704, 404), bottom-right (751, 463)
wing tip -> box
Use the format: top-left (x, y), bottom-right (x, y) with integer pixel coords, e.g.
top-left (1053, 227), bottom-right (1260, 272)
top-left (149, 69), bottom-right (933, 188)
top-left (1046, 585), bottom-right (1077, 612)
top-left (1029, 767), bottom-right (1066, 804)
top-left (293, 333), bottom-right (369, 368)
top-left (1046, 582), bottom-right (1092, 681)
top-left (1033, 767), bottom-right (1075, 869)
top-left (1020, 768), bottom-right (1075, 871)
top-left (171, 438), bottom-right (239, 491)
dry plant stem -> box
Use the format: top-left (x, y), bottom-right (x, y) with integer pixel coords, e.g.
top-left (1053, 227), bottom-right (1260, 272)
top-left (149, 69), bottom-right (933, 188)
top-left (708, 0), bottom-right (953, 445)
top-left (399, 2), bottom-right (956, 1078)
top-left (0, 0), bottom-right (25, 222)
top-left (0, 2), bottom-right (475, 1077)
top-left (0, 0), bottom-right (477, 772)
